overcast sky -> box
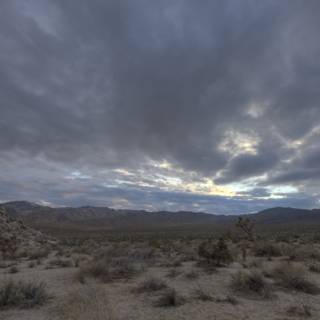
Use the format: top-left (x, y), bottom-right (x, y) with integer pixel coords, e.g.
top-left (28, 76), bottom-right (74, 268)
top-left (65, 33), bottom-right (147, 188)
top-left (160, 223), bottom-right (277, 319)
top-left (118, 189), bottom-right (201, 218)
top-left (1, 0), bottom-right (320, 214)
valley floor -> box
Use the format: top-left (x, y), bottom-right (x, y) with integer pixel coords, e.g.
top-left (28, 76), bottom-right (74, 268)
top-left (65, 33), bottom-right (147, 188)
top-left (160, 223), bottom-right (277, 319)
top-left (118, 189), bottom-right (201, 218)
top-left (1, 244), bottom-right (320, 320)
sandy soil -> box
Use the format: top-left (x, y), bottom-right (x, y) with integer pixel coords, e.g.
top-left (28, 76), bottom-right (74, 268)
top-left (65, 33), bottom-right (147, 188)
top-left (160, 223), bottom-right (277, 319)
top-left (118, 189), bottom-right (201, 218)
top-left (1, 256), bottom-right (320, 320)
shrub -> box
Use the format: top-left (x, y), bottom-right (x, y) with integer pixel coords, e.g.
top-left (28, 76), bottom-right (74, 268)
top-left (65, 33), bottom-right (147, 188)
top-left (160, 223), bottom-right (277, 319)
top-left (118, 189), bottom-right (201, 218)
top-left (286, 304), bottom-right (312, 317)
top-left (309, 263), bottom-right (320, 273)
top-left (198, 238), bottom-right (233, 267)
top-left (166, 268), bottom-right (182, 278)
top-left (215, 295), bottom-right (238, 305)
top-left (76, 257), bottom-right (139, 283)
top-left (8, 266), bottom-right (19, 274)
top-left (47, 258), bottom-right (73, 268)
top-left (55, 284), bottom-right (114, 320)
top-left (154, 288), bottom-right (185, 307)
top-left (271, 263), bottom-right (319, 294)
top-left (253, 241), bottom-right (282, 258)
top-left (194, 287), bottom-right (214, 301)
top-left (27, 248), bottom-right (49, 260)
top-left (185, 269), bottom-right (199, 280)
top-left (135, 277), bottom-right (168, 293)
top-left (0, 280), bottom-right (49, 309)
top-left (230, 271), bottom-right (272, 298)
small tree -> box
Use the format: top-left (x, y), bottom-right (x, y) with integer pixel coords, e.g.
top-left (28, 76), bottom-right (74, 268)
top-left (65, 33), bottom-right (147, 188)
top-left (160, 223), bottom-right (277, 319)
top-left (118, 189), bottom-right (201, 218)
top-left (236, 217), bottom-right (255, 262)
top-left (236, 217), bottom-right (255, 241)
top-left (198, 238), bottom-right (233, 267)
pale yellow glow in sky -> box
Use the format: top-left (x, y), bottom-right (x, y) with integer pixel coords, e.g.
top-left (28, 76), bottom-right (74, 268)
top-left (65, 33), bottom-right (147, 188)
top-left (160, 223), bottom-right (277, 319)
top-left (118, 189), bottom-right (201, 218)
top-left (218, 131), bottom-right (260, 156)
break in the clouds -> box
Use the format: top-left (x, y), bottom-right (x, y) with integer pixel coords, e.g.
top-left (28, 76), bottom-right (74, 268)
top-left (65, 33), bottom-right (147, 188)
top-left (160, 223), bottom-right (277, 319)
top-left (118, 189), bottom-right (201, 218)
top-left (1, 0), bottom-right (320, 213)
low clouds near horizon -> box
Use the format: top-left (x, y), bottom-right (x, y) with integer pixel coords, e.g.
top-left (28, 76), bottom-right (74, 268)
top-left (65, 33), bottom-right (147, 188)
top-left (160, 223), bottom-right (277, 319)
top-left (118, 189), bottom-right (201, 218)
top-left (1, 0), bottom-right (320, 214)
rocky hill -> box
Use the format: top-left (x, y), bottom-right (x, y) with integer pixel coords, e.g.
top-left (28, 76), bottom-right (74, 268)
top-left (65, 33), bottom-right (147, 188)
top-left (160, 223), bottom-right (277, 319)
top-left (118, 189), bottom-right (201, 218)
top-left (0, 207), bottom-right (55, 257)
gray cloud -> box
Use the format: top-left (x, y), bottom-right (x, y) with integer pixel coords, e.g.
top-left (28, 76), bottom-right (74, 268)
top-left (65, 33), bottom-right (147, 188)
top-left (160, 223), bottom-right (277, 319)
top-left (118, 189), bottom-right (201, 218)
top-left (1, 0), bottom-right (320, 212)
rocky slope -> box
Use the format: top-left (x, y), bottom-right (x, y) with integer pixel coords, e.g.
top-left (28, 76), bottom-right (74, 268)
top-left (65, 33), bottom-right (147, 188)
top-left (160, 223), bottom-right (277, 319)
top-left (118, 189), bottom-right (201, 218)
top-left (0, 207), bottom-right (54, 257)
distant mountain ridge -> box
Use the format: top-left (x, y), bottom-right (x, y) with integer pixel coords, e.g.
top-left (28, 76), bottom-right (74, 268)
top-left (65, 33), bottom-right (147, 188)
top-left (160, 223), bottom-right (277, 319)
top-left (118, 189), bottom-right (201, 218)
top-left (1, 201), bottom-right (320, 233)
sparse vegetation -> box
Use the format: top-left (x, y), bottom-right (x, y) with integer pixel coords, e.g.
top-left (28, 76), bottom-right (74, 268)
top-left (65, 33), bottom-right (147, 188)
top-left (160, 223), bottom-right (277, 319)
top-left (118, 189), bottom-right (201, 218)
top-left (76, 256), bottom-right (140, 283)
top-left (154, 288), bottom-right (185, 307)
top-left (198, 238), bottom-right (233, 267)
top-left (271, 263), bottom-right (319, 294)
top-left (0, 280), bottom-right (49, 309)
top-left (135, 277), bottom-right (168, 293)
top-left (253, 241), bottom-right (282, 258)
top-left (286, 304), bottom-right (312, 318)
top-left (55, 284), bottom-right (114, 320)
top-left (230, 271), bottom-right (272, 298)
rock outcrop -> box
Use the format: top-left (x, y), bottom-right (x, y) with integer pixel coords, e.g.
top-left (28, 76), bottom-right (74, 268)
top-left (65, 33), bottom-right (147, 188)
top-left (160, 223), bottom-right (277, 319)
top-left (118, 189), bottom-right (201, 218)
top-left (0, 207), bottom-right (54, 258)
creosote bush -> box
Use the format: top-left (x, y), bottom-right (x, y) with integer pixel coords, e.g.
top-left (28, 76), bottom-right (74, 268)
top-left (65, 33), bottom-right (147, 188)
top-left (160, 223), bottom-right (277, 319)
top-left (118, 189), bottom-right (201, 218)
top-left (0, 280), bottom-right (49, 309)
top-left (253, 241), bottom-right (282, 258)
top-left (230, 271), bottom-right (272, 299)
top-left (309, 263), bottom-right (320, 273)
top-left (76, 256), bottom-right (140, 283)
top-left (154, 288), bottom-right (185, 307)
top-left (271, 263), bottom-right (319, 294)
top-left (135, 277), bottom-right (168, 293)
top-left (286, 304), bottom-right (312, 318)
top-left (55, 284), bottom-right (115, 320)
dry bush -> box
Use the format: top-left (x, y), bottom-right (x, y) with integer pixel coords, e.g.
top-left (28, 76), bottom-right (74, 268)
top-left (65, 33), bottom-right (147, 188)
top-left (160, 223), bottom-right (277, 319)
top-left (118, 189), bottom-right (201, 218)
top-left (198, 238), bottom-right (233, 267)
top-left (252, 241), bottom-right (282, 258)
top-left (271, 262), bottom-right (319, 294)
top-left (76, 256), bottom-right (140, 283)
top-left (194, 287), bottom-right (214, 301)
top-left (47, 258), bottom-right (73, 268)
top-left (288, 245), bottom-right (320, 262)
top-left (8, 266), bottom-right (19, 274)
top-left (54, 284), bottom-right (115, 320)
top-left (27, 248), bottom-right (50, 260)
top-left (215, 295), bottom-right (238, 305)
top-left (154, 288), bottom-right (185, 307)
top-left (230, 271), bottom-right (272, 299)
top-left (0, 280), bottom-right (49, 309)
top-left (163, 259), bottom-right (183, 268)
top-left (286, 304), bottom-right (312, 317)
top-left (185, 269), bottom-right (199, 280)
top-left (134, 277), bottom-right (168, 293)
top-left (166, 268), bottom-right (182, 278)
top-left (309, 263), bottom-right (320, 273)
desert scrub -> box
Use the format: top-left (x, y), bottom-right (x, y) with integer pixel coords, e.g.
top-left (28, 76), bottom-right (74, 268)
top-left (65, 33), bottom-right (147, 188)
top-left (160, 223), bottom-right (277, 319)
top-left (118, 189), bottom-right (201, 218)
top-left (185, 269), bottom-right (199, 280)
top-left (154, 288), bottom-right (185, 307)
top-left (27, 248), bottom-right (49, 260)
top-left (55, 284), bottom-right (115, 320)
top-left (135, 277), bottom-right (168, 293)
top-left (253, 241), bottom-right (282, 258)
top-left (0, 280), bottom-right (49, 309)
top-left (47, 258), bottom-right (73, 268)
top-left (8, 266), bottom-right (19, 274)
top-left (194, 286), bottom-right (214, 301)
top-left (309, 263), bottom-right (320, 273)
top-left (198, 238), bottom-right (233, 267)
top-left (286, 304), bottom-right (312, 317)
top-left (76, 256), bottom-right (140, 283)
top-left (230, 271), bottom-right (272, 299)
top-left (271, 262), bottom-right (319, 294)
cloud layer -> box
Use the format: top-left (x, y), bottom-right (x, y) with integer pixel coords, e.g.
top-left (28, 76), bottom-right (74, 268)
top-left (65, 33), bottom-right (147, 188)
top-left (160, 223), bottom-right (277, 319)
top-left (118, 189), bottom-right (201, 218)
top-left (1, 0), bottom-right (320, 213)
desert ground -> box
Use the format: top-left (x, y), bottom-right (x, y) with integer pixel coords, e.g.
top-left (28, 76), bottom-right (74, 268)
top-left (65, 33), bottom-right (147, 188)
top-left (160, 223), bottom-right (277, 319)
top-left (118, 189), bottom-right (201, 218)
top-left (2, 219), bottom-right (320, 320)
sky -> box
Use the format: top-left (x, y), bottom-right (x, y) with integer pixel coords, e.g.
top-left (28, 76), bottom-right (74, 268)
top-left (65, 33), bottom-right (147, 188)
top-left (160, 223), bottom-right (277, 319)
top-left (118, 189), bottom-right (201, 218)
top-left (1, 0), bottom-right (320, 214)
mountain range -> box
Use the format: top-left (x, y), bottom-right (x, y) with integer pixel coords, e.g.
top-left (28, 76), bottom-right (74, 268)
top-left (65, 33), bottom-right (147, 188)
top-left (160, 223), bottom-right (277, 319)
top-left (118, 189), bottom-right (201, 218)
top-left (1, 201), bottom-right (320, 235)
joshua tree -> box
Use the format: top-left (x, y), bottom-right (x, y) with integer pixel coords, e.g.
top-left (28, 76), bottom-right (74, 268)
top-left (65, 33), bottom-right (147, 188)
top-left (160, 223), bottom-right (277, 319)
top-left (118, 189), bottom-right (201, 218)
top-left (236, 217), bottom-right (255, 262)
top-left (236, 217), bottom-right (255, 241)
